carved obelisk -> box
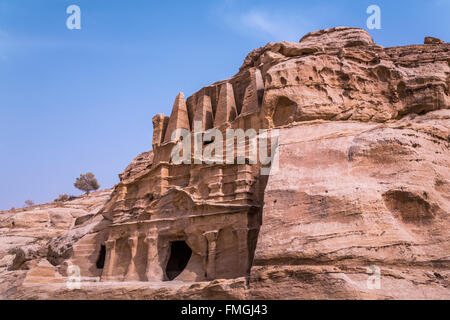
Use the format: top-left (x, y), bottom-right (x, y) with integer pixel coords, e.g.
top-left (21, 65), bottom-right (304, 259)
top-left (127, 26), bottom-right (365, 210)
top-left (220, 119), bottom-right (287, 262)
top-left (214, 83), bottom-right (237, 127)
top-left (240, 68), bottom-right (264, 115)
top-left (163, 92), bottom-right (190, 143)
top-left (194, 95), bottom-right (214, 131)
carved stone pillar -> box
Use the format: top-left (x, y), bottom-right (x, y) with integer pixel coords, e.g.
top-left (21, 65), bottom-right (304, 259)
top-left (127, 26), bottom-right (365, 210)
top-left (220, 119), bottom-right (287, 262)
top-left (152, 114), bottom-right (169, 149)
top-left (235, 164), bottom-right (253, 201)
top-left (159, 166), bottom-right (169, 194)
top-left (144, 235), bottom-right (164, 281)
top-left (208, 168), bottom-right (224, 200)
top-left (124, 236), bottom-right (139, 281)
top-left (204, 231), bottom-right (219, 280)
top-left (102, 239), bottom-right (116, 281)
top-left (233, 228), bottom-right (249, 275)
top-left (112, 186), bottom-right (128, 219)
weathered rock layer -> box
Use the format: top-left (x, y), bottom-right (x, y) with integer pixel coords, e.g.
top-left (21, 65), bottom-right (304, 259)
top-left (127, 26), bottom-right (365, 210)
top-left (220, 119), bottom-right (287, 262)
top-left (1, 27), bottom-right (449, 299)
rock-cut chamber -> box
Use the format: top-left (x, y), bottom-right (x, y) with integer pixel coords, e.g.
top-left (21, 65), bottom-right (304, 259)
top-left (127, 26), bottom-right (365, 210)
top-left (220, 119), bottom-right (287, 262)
top-left (165, 241), bottom-right (192, 280)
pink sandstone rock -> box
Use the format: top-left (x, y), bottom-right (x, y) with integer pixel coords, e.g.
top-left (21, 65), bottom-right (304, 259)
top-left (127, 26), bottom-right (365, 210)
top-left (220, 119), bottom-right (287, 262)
top-left (163, 92), bottom-right (190, 143)
top-left (214, 82), bottom-right (238, 127)
top-left (0, 27), bottom-right (449, 300)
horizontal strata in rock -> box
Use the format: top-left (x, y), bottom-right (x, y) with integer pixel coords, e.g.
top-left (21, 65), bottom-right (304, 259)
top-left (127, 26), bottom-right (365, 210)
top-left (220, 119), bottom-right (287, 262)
top-left (1, 27), bottom-right (449, 300)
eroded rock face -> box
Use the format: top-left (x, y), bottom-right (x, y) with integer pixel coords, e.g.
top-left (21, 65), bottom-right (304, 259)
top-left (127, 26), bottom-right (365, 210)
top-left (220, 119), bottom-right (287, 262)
top-left (252, 110), bottom-right (450, 299)
top-left (257, 30), bottom-right (449, 124)
top-left (0, 190), bottom-right (112, 298)
top-left (0, 27), bottom-right (449, 299)
top-left (424, 36), bottom-right (445, 45)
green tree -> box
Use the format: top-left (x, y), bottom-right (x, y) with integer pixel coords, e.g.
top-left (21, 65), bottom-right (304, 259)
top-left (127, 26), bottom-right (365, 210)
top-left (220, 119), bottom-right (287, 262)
top-left (24, 200), bottom-right (35, 207)
top-left (54, 194), bottom-right (71, 202)
top-left (74, 172), bottom-right (100, 194)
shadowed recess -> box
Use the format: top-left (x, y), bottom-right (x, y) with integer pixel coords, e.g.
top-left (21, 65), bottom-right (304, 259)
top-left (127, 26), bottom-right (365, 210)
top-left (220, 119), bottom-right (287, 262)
top-left (165, 241), bottom-right (192, 280)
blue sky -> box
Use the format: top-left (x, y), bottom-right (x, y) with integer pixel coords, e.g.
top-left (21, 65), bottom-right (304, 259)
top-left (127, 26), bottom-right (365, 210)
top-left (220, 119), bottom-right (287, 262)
top-left (0, 0), bottom-right (449, 209)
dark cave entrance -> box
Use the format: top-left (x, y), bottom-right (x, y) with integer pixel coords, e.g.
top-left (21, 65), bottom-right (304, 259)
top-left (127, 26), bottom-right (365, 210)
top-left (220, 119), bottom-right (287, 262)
top-left (96, 245), bottom-right (106, 269)
top-left (165, 241), bottom-right (192, 280)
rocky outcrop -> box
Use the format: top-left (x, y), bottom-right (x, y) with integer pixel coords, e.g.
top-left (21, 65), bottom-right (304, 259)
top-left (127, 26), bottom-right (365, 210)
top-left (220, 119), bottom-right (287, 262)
top-left (252, 27), bottom-right (449, 124)
top-left (0, 190), bottom-right (112, 297)
top-left (251, 110), bottom-right (450, 299)
top-left (425, 37), bottom-right (444, 45)
top-left (0, 27), bottom-right (449, 299)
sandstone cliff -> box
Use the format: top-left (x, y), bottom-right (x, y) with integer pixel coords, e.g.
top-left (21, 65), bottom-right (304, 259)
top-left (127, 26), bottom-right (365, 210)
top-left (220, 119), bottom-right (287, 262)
top-left (1, 27), bottom-right (449, 300)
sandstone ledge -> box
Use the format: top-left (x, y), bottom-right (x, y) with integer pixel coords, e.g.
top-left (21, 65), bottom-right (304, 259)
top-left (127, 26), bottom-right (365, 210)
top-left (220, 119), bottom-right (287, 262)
top-left (1, 27), bottom-right (449, 300)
